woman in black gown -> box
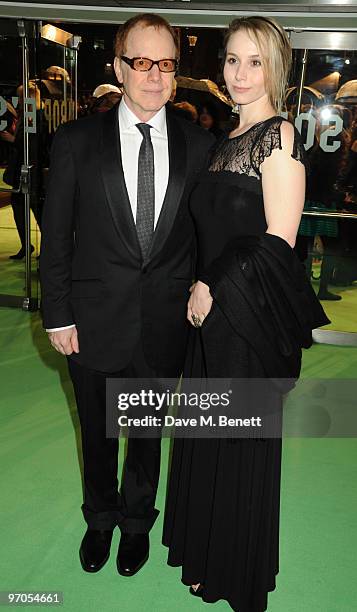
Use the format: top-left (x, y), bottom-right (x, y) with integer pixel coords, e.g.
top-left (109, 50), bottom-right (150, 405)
top-left (162, 16), bottom-right (329, 612)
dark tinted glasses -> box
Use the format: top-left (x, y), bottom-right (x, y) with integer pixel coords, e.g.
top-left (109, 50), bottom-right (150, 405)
top-left (121, 56), bottom-right (178, 73)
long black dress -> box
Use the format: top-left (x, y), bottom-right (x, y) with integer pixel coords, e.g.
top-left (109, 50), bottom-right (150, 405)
top-left (162, 117), bottom-right (327, 611)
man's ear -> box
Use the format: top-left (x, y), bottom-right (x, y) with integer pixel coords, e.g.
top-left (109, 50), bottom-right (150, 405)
top-left (114, 56), bottom-right (123, 85)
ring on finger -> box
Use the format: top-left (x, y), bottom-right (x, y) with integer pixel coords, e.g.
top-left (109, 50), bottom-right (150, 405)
top-left (191, 313), bottom-right (202, 328)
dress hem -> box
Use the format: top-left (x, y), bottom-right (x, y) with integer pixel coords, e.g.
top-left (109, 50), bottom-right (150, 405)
top-left (164, 551), bottom-right (278, 612)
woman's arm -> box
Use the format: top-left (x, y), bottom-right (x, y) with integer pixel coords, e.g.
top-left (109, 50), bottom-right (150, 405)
top-left (261, 120), bottom-right (305, 248)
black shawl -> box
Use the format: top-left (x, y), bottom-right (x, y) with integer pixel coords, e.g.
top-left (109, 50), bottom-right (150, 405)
top-left (199, 233), bottom-right (330, 388)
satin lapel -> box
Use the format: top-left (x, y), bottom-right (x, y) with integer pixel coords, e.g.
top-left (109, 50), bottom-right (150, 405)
top-left (99, 104), bottom-right (141, 262)
top-left (146, 112), bottom-right (187, 264)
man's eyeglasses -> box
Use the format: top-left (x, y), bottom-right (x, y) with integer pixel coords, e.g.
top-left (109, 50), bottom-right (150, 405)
top-left (121, 56), bottom-right (178, 73)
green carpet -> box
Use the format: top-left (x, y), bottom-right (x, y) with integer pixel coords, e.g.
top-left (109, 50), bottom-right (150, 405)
top-left (0, 308), bottom-right (356, 611)
top-left (0, 206), bottom-right (40, 297)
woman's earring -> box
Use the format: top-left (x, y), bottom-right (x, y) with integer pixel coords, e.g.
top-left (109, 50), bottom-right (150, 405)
top-left (232, 103), bottom-right (240, 114)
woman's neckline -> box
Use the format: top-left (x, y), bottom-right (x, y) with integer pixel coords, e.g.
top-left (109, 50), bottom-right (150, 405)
top-left (227, 115), bottom-right (280, 140)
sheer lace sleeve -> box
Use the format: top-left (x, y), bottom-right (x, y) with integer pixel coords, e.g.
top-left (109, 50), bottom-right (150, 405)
top-left (208, 117), bottom-right (306, 180)
top-left (252, 117), bottom-right (307, 177)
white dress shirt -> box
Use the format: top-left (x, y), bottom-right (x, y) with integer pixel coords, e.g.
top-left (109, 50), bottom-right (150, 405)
top-left (119, 98), bottom-right (169, 227)
top-left (47, 98), bottom-right (170, 332)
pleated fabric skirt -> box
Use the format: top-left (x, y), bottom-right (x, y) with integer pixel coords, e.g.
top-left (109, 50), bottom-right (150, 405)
top-left (162, 305), bottom-right (283, 612)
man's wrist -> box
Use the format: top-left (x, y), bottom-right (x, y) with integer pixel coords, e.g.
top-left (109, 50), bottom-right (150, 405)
top-left (46, 324), bottom-right (76, 332)
top-left (197, 277), bottom-right (211, 292)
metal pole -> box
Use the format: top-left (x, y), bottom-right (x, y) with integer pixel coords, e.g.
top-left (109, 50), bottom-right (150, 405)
top-left (63, 45), bottom-right (67, 107)
top-left (74, 48), bottom-right (78, 120)
top-left (296, 48), bottom-right (308, 117)
top-left (303, 211), bottom-right (357, 220)
top-left (18, 20), bottom-right (32, 307)
top-left (71, 36), bottom-right (81, 121)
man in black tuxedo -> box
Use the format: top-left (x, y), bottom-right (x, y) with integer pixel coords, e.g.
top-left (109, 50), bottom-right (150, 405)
top-left (40, 13), bottom-right (213, 576)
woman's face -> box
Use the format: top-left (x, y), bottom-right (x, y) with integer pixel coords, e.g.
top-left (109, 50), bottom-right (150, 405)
top-left (223, 29), bottom-right (267, 107)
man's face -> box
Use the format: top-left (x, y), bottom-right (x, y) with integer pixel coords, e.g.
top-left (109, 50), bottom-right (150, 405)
top-left (114, 25), bottom-right (176, 121)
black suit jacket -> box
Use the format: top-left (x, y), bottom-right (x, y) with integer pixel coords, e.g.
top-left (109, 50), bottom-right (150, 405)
top-left (40, 103), bottom-right (214, 373)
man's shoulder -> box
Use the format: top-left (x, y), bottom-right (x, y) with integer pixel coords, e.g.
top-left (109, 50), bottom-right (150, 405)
top-left (167, 108), bottom-right (215, 146)
top-left (183, 119), bottom-right (215, 144)
top-left (56, 108), bottom-right (113, 140)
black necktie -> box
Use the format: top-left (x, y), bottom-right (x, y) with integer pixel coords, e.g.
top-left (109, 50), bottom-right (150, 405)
top-left (135, 123), bottom-right (155, 260)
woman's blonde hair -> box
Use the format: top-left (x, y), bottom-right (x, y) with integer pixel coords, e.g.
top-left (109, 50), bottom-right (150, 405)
top-left (224, 16), bottom-right (292, 114)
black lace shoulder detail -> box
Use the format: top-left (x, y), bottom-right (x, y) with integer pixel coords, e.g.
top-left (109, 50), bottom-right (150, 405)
top-left (291, 123), bottom-right (307, 169)
top-left (252, 117), bottom-right (283, 176)
top-left (208, 116), bottom-right (306, 180)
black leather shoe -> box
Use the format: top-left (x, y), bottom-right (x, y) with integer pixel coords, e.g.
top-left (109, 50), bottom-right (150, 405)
top-left (9, 245), bottom-right (35, 260)
top-left (117, 533), bottom-right (149, 576)
top-left (317, 290), bottom-right (342, 301)
top-left (79, 529), bottom-right (113, 573)
top-left (189, 584), bottom-right (204, 598)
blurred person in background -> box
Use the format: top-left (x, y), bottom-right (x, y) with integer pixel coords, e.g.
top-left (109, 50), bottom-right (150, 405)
top-left (172, 101), bottom-right (198, 122)
top-left (2, 83), bottom-right (46, 259)
top-left (87, 83), bottom-right (122, 114)
top-left (197, 101), bottom-right (224, 139)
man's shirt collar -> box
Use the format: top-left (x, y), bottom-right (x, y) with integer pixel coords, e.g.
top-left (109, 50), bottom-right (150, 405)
top-left (119, 98), bottom-right (167, 136)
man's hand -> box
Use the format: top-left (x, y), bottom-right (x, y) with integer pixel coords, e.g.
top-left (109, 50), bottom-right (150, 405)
top-left (48, 327), bottom-right (79, 355)
top-left (187, 281), bottom-right (213, 327)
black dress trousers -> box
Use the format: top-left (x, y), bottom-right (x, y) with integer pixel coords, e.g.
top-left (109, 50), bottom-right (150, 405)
top-left (68, 341), bottom-right (178, 533)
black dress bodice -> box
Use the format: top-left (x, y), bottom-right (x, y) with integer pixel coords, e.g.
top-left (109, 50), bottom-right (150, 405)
top-left (189, 116), bottom-right (306, 274)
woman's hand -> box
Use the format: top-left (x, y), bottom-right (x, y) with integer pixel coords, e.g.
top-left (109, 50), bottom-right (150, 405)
top-left (187, 280), bottom-right (213, 327)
